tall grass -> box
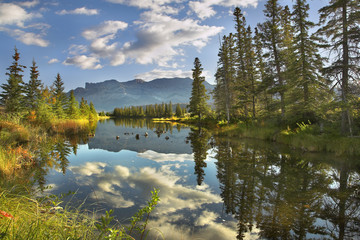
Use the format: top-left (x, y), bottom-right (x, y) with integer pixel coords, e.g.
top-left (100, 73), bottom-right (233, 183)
top-left (0, 190), bottom-right (98, 240)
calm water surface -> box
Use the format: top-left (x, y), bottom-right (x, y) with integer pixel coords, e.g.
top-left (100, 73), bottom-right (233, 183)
top-left (41, 119), bottom-right (360, 240)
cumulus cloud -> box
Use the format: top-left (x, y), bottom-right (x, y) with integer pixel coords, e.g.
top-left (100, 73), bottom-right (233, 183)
top-left (56, 7), bottom-right (99, 16)
top-left (64, 21), bottom-right (128, 69)
top-left (122, 11), bottom-right (223, 66)
top-left (0, 27), bottom-right (49, 47)
top-left (0, 3), bottom-right (37, 27)
top-left (106, 0), bottom-right (183, 14)
top-left (0, 2), bottom-right (49, 47)
top-left (70, 162), bottom-right (107, 176)
top-left (63, 55), bottom-right (103, 70)
top-left (18, 0), bottom-right (40, 8)
top-left (82, 20), bottom-right (128, 40)
top-left (138, 150), bottom-right (194, 163)
top-left (65, 9), bottom-right (222, 71)
top-left (189, 0), bottom-right (259, 20)
top-left (48, 58), bottom-right (59, 64)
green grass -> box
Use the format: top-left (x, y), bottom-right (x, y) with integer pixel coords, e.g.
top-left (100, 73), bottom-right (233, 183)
top-left (215, 121), bottom-right (360, 156)
top-left (0, 190), bottom-right (98, 240)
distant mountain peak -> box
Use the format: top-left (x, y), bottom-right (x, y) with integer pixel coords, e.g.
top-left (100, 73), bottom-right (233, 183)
top-left (72, 77), bottom-right (214, 111)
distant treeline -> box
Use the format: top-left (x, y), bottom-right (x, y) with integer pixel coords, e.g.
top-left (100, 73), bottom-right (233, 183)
top-left (112, 102), bottom-right (187, 118)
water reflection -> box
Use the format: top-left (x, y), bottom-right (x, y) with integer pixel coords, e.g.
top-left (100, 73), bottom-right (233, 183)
top-left (34, 119), bottom-right (360, 239)
top-left (213, 136), bottom-right (360, 239)
top-left (89, 119), bottom-right (191, 154)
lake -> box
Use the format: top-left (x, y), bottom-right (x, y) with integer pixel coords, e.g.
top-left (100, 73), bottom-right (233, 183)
top-left (40, 118), bottom-right (360, 240)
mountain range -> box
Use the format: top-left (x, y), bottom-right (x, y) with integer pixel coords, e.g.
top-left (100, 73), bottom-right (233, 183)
top-left (71, 77), bottom-right (214, 112)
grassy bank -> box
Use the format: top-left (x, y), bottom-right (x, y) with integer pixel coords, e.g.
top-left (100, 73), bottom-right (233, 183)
top-left (0, 114), bottom-right (161, 239)
top-left (215, 121), bottom-right (360, 156)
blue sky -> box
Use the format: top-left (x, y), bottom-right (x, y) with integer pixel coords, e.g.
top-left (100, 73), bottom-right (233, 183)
top-left (0, 0), bottom-right (328, 91)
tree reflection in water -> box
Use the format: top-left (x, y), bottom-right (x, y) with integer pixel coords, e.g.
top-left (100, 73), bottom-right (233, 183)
top-left (213, 135), bottom-right (360, 239)
top-left (187, 127), bottom-right (211, 185)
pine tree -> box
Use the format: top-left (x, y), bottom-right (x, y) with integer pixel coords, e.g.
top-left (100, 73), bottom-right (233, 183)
top-left (67, 90), bottom-right (80, 119)
top-left (89, 101), bottom-right (98, 121)
top-left (288, 0), bottom-right (329, 123)
top-left (189, 57), bottom-right (210, 122)
top-left (79, 97), bottom-right (90, 118)
top-left (258, 0), bottom-right (286, 120)
top-left (233, 8), bottom-right (250, 120)
top-left (214, 34), bottom-right (236, 123)
top-left (25, 59), bottom-right (42, 110)
top-left (0, 47), bottom-right (26, 112)
top-left (244, 26), bottom-right (258, 119)
top-left (317, 0), bottom-right (360, 135)
top-left (52, 73), bottom-right (67, 118)
top-left (254, 27), bottom-right (272, 116)
top-left (175, 103), bottom-right (183, 117)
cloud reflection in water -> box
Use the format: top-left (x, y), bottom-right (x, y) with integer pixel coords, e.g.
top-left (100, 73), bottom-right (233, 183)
top-left (68, 149), bottom-right (240, 239)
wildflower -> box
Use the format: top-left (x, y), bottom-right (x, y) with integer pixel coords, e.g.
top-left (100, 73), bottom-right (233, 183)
top-left (0, 210), bottom-right (14, 220)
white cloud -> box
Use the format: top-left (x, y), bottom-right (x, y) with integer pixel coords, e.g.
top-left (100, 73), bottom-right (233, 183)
top-left (135, 69), bottom-right (192, 81)
top-left (68, 44), bottom-right (88, 55)
top-left (82, 20), bottom-right (128, 40)
top-left (1, 27), bottom-right (49, 47)
top-left (0, 3), bottom-right (37, 27)
top-left (122, 11), bottom-right (223, 66)
top-left (18, 0), bottom-right (40, 8)
top-left (70, 162), bottom-right (107, 176)
top-left (56, 7), bottom-right (99, 16)
top-left (63, 55), bottom-right (103, 70)
top-left (138, 150), bottom-right (194, 162)
top-left (189, 0), bottom-right (258, 20)
top-left (48, 58), bottom-right (59, 64)
top-left (106, 0), bottom-right (183, 14)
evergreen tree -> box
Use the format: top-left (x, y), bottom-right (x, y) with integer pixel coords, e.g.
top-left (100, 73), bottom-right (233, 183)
top-left (168, 101), bottom-right (173, 117)
top-left (288, 0), bottom-right (329, 123)
top-left (175, 103), bottom-right (183, 117)
top-left (214, 34), bottom-right (236, 123)
top-left (36, 87), bottom-right (55, 123)
top-left (79, 97), bottom-right (90, 118)
top-left (234, 8), bottom-right (251, 119)
top-left (89, 101), bottom-right (98, 121)
top-left (254, 27), bottom-right (272, 116)
top-left (67, 90), bottom-right (80, 119)
top-left (317, 0), bottom-right (360, 135)
top-left (0, 47), bottom-right (26, 112)
top-left (244, 26), bottom-right (258, 119)
top-left (52, 73), bottom-right (67, 118)
top-left (258, 0), bottom-right (286, 120)
top-left (189, 57), bottom-right (210, 122)
top-left (25, 59), bottom-right (42, 110)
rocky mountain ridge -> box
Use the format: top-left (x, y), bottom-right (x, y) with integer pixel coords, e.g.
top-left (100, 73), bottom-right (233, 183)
top-left (71, 77), bottom-right (214, 111)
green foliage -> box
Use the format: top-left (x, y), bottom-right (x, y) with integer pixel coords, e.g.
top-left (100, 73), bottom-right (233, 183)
top-left (95, 188), bottom-right (161, 240)
top-left (189, 57), bottom-right (210, 121)
top-left (0, 47), bottom-right (26, 113)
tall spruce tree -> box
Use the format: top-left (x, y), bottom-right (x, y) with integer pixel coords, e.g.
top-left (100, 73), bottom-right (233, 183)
top-left (244, 26), bottom-right (258, 119)
top-left (214, 34), bottom-right (236, 123)
top-left (189, 57), bottom-right (210, 122)
top-left (25, 59), bottom-right (42, 110)
top-left (234, 8), bottom-right (251, 120)
top-left (67, 90), bottom-right (80, 119)
top-left (258, 0), bottom-right (286, 120)
top-left (0, 47), bottom-right (26, 112)
top-left (52, 73), bottom-right (67, 118)
top-left (254, 27), bottom-right (272, 116)
top-left (288, 0), bottom-right (329, 123)
top-left (317, 0), bottom-right (360, 135)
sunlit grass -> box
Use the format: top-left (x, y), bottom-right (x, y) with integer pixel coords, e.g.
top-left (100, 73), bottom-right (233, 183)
top-left (0, 190), bottom-right (98, 240)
